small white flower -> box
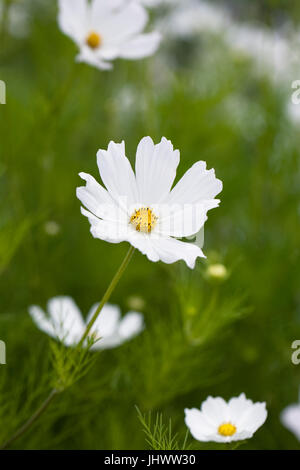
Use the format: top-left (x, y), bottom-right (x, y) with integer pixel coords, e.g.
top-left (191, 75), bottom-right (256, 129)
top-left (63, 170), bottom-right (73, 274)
top-left (58, 0), bottom-right (162, 70)
top-left (280, 392), bottom-right (300, 441)
top-left (29, 296), bottom-right (144, 349)
top-left (185, 394), bottom-right (267, 443)
top-left (76, 137), bottom-right (222, 269)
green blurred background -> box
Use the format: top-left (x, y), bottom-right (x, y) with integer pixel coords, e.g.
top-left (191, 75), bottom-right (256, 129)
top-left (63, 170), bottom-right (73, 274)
top-left (0, 0), bottom-right (300, 449)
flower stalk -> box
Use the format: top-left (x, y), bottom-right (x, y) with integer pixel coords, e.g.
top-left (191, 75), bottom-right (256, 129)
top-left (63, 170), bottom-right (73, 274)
top-left (78, 245), bottom-right (135, 347)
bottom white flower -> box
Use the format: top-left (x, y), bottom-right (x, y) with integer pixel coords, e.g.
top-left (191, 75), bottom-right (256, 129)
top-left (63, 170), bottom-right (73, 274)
top-left (280, 391), bottom-right (300, 441)
top-left (29, 296), bottom-right (144, 350)
top-left (185, 393), bottom-right (267, 443)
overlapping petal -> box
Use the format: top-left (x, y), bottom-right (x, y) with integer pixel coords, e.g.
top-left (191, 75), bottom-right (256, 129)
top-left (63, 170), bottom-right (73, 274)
top-left (29, 296), bottom-right (85, 346)
top-left (135, 137), bottom-right (180, 204)
top-left (184, 408), bottom-right (217, 442)
top-left (58, 0), bottom-right (89, 44)
top-left (97, 141), bottom-right (138, 208)
top-left (166, 161), bottom-right (223, 207)
top-left (92, 2), bottom-right (148, 42)
top-left (119, 32), bottom-right (162, 59)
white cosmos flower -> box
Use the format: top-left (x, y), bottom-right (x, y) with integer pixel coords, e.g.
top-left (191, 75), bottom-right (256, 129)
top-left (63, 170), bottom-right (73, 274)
top-left (76, 137), bottom-right (222, 269)
top-left (58, 0), bottom-right (162, 70)
top-left (185, 394), bottom-right (268, 443)
top-left (29, 296), bottom-right (144, 350)
top-left (280, 392), bottom-right (300, 441)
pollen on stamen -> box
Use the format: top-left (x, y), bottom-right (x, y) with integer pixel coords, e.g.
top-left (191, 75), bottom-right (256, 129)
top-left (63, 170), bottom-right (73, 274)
top-left (218, 422), bottom-right (237, 437)
top-left (130, 207), bottom-right (158, 234)
top-left (86, 31), bottom-right (102, 49)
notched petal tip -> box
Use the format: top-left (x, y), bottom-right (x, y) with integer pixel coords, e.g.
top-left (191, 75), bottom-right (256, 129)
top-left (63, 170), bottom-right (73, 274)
top-left (140, 135), bottom-right (154, 145)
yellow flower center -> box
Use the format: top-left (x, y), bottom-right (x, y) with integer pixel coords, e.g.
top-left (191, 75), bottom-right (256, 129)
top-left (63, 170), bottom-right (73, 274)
top-left (218, 422), bottom-right (237, 437)
top-left (86, 31), bottom-right (102, 49)
top-left (130, 207), bottom-right (158, 233)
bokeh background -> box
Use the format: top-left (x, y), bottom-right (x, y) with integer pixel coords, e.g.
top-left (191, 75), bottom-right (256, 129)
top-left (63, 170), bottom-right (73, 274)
top-left (0, 0), bottom-right (300, 450)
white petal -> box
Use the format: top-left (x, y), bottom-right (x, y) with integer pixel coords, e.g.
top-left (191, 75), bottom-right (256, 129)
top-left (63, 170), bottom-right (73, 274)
top-left (228, 393), bottom-right (254, 423)
top-left (88, 303), bottom-right (121, 338)
top-left (97, 141), bottom-right (138, 208)
top-left (204, 430), bottom-right (251, 443)
top-left (166, 161), bottom-right (222, 207)
top-left (91, 333), bottom-right (122, 350)
top-left (118, 312), bottom-right (144, 339)
top-left (29, 305), bottom-right (56, 339)
top-left (119, 32), bottom-right (162, 59)
top-left (135, 137), bottom-right (180, 204)
top-left (281, 404), bottom-right (300, 440)
top-left (201, 396), bottom-right (229, 425)
top-left (92, 2), bottom-right (148, 43)
top-left (76, 46), bottom-right (113, 70)
top-left (47, 296), bottom-right (85, 345)
top-left (80, 207), bottom-right (128, 243)
top-left (184, 408), bottom-right (216, 442)
top-left (77, 172), bottom-right (121, 222)
top-left (157, 202), bottom-right (208, 238)
top-left (90, 0), bottom-right (125, 19)
top-left (229, 430), bottom-right (254, 442)
top-left (150, 237), bottom-right (205, 269)
top-left (127, 233), bottom-right (161, 263)
top-left (58, 0), bottom-right (89, 44)
top-left (237, 402), bottom-right (267, 434)
top-left (97, 45), bottom-right (120, 61)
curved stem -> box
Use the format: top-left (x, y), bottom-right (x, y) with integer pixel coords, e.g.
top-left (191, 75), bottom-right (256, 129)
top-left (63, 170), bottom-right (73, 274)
top-left (0, 246), bottom-right (135, 449)
top-left (0, 389), bottom-right (58, 450)
top-left (78, 245), bottom-right (135, 347)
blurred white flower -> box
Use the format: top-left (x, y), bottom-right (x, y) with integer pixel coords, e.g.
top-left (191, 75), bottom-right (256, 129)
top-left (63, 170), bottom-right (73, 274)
top-left (185, 393), bottom-right (267, 443)
top-left (280, 393), bottom-right (300, 441)
top-left (29, 296), bottom-right (144, 349)
top-left (58, 0), bottom-right (161, 70)
top-left (77, 137), bottom-right (222, 269)
top-left (158, 0), bottom-right (229, 39)
top-left (157, 0), bottom-right (298, 83)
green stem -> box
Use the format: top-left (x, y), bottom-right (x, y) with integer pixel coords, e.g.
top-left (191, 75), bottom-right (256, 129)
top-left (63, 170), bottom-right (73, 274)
top-left (0, 389), bottom-right (58, 450)
top-left (79, 245), bottom-right (135, 347)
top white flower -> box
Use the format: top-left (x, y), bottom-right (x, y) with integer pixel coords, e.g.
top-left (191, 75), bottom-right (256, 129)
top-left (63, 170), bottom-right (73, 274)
top-left (77, 137), bottom-right (222, 269)
top-left (58, 0), bottom-right (162, 70)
